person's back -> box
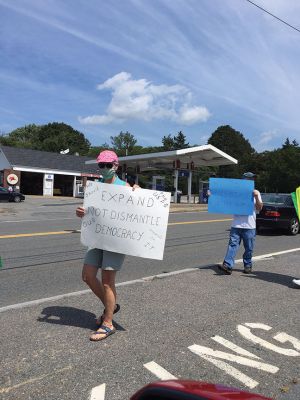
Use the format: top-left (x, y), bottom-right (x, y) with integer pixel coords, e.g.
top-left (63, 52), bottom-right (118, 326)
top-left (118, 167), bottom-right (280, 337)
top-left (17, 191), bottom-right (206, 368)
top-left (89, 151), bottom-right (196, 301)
top-left (231, 193), bottom-right (261, 230)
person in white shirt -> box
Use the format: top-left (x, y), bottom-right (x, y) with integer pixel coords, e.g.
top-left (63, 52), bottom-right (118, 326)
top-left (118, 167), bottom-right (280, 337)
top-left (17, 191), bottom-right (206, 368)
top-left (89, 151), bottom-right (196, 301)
top-left (218, 172), bottom-right (263, 275)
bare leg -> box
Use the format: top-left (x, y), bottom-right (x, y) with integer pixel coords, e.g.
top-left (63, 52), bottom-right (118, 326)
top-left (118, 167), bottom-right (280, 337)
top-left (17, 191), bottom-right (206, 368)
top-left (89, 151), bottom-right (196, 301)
top-left (101, 269), bottom-right (117, 324)
top-left (90, 270), bottom-right (117, 341)
top-left (82, 264), bottom-right (105, 305)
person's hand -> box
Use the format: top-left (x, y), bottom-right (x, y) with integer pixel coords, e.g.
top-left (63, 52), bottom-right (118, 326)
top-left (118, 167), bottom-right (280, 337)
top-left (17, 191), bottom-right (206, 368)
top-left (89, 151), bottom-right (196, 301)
top-left (132, 184), bottom-right (140, 191)
top-left (253, 189), bottom-right (259, 197)
top-left (76, 206), bottom-right (85, 218)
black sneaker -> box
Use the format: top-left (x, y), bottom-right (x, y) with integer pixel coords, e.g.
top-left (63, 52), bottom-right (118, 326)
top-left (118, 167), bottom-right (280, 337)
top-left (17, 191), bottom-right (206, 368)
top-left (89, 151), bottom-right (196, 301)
top-left (218, 263), bottom-right (232, 275)
top-left (243, 266), bottom-right (252, 274)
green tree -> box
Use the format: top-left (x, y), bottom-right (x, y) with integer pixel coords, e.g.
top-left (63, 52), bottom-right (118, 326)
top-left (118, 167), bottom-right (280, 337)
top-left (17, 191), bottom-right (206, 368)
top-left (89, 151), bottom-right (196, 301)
top-left (257, 138), bottom-right (300, 192)
top-left (208, 125), bottom-right (256, 178)
top-left (110, 131), bottom-right (137, 156)
top-left (162, 134), bottom-right (175, 150)
top-left (1, 123), bottom-right (90, 155)
top-left (173, 131), bottom-right (189, 149)
top-left (87, 143), bottom-right (111, 158)
top-left (162, 131), bottom-right (189, 151)
top-left (37, 123), bottom-right (90, 155)
top-left (0, 124), bottom-right (40, 148)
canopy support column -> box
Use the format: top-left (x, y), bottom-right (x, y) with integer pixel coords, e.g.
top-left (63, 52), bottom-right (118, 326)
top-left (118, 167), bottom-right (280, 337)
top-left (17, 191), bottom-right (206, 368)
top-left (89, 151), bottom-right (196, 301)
top-left (173, 169), bottom-right (179, 203)
top-left (188, 170), bottom-right (192, 203)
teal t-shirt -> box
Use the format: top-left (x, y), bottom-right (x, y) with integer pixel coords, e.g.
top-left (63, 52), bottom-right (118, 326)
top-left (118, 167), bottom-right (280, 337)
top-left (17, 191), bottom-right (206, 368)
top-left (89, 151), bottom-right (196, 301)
top-left (112, 176), bottom-right (127, 186)
top-left (99, 176), bottom-right (127, 186)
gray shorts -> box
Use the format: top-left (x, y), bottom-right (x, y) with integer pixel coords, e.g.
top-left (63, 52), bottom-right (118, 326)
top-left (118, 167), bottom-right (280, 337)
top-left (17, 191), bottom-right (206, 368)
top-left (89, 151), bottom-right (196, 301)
top-left (84, 248), bottom-right (125, 271)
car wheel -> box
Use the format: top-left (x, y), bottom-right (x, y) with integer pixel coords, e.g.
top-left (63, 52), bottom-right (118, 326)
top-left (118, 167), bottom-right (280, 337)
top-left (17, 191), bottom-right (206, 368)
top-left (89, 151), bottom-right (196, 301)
top-left (288, 218), bottom-right (299, 235)
top-left (14, 196), bottom-right (21, 203)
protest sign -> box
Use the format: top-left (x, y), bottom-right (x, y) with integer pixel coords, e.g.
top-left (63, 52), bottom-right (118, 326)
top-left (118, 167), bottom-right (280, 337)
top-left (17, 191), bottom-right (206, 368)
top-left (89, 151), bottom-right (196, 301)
top-left (291, 187), bottom-right (300, 219)
top-left (208, 177), bottom-right (254, 215)
top-left (296, 187), bottom-right (300, 218)
top-left (80, 181), bottom-right (171, 260)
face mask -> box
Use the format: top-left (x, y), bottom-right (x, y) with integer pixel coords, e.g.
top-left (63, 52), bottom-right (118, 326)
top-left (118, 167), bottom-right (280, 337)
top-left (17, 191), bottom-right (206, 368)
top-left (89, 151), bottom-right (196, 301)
top-left (99, 168), bottom-right (116, 180)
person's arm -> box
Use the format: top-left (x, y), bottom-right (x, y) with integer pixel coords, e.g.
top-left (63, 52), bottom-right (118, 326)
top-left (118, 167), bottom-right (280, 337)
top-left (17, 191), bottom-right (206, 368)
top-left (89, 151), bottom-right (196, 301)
top-left (76, 206), bottom-right (85, 218)
top-left (254, 190), bottom-right (263, 211)
top-left (126, 182), bottom-right (140, 190)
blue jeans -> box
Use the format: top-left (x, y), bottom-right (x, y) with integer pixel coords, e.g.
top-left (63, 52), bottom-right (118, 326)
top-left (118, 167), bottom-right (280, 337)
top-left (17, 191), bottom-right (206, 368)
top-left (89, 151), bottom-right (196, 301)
top-left (223, 227), bottom-right (256, 269)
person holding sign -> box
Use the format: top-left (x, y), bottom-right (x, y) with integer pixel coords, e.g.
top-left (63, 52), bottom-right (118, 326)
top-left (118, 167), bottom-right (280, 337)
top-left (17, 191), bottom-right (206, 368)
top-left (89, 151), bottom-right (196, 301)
top-left (76, 150), bottom-right (139, 341)
top-left (218, 172), bottom-right (263, 275)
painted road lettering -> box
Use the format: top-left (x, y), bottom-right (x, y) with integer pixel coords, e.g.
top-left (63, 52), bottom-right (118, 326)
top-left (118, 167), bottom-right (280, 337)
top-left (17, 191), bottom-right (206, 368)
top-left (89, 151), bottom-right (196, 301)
top-left (144, 361), bottom-right (178, 380)
top-left (188, 344), bottom-right (278, 389)
top-left (189, 323), bottom-right (299, 388)
top-left (90, 383), bottom-right (106, 400)
top-left (238, 323), bottom-right (300, 356)
top-left (88, 322), bottom-right (300, 396)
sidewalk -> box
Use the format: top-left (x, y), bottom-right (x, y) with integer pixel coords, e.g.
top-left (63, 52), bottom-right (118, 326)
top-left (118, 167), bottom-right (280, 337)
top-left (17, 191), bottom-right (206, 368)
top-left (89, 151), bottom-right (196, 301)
top-left (170, 202), bottom-right (207, 212)
top-left (0, 252), bottom-right (299, 400)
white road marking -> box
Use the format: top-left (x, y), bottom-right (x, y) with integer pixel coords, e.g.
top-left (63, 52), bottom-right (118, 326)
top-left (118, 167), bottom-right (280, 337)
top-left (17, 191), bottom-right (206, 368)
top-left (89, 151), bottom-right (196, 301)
top-left (188, 344), bottom-right (278, 373)
top-left (238, 324), bottom-right (300, 356)
top-left (90, 383), bottom-right (106, 400)
top-left (144, 361), bottom-right (177, 380)
top-left (1, 247), bottom-right (300, 313)
top-left (251, 248), bottom-right (300, 260)
top-left (212, 336), bottom-right (261, 359)
top-left (273, 332), bottom-right (300, 351)
top-left (0, 271), bottom-right (196, 313)
top-left (244, 323), bottom-right (272, 330)
top-left (0, 290), bottom-right (90, 313)
top-left (193, 353), bottom-right (259, 389)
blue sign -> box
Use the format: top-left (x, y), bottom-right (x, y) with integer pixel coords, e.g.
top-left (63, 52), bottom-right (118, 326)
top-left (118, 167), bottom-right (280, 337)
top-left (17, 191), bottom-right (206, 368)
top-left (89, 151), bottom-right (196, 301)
top-left (156, 184), bottom-right (165, 191)
top-left (208, 178), bottom-right (254, 215)
top-left (179, 170), bottom-right (189, 177)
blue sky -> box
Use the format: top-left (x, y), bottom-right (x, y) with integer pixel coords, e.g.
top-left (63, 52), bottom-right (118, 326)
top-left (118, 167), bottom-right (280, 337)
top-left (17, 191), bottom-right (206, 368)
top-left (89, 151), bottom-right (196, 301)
top-left (1, 0), bottom-right (300, 152)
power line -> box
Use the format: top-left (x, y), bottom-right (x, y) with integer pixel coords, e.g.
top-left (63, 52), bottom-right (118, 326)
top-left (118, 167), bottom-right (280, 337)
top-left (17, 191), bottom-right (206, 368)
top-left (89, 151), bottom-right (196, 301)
top-left (245, 0), bottom-right (300, 34)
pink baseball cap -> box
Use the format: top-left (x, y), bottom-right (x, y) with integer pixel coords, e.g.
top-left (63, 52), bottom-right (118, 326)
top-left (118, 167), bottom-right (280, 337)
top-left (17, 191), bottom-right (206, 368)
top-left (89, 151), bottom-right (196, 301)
top-left (96, 150), bottom-right (119, 164)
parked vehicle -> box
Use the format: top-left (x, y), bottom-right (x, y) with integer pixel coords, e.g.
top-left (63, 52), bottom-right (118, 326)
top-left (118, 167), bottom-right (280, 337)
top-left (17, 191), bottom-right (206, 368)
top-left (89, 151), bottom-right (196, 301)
top-left (0, 187), bottom-right (25, 203)
top-left (130, 380), bottom-right (271, 399)
top-left (256, 193), bottom-right (299, 235)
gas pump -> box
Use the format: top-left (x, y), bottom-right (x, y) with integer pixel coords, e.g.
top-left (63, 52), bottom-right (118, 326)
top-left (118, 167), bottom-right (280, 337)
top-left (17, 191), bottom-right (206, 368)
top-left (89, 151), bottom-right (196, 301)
top-left (199, 180), bottom-right (209, 204)
top-left (152, 176), bottom-right (165, 191)
top-left (75, 180), bottom-right (84, 198)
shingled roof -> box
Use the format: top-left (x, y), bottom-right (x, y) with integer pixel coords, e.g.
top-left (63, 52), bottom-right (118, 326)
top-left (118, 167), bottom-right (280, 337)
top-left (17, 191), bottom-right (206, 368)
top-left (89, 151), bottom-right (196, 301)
top-left (0, 145), bottom-right (98, 174)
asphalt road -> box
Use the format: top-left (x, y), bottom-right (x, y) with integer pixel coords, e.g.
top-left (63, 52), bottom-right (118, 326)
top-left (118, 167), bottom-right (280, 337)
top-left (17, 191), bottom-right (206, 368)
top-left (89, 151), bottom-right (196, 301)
top-left (0, 197), bottom-right (299, 400)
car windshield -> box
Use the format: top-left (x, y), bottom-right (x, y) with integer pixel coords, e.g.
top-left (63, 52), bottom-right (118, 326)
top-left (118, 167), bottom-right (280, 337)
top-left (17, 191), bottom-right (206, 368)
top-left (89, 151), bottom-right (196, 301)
top-left (261, 193), bottom-right (292, 206)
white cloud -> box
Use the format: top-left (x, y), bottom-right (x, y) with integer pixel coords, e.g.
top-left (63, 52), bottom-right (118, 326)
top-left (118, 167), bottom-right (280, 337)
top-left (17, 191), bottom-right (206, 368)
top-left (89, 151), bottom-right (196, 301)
top-left (256, 130), bottom-right (282, 150)
top-left (258, 130), bottom-right (279, 145)
top-left (79, 72), bottom-right (211, 125)
top-left (179, 105), bottom-right (211, 125)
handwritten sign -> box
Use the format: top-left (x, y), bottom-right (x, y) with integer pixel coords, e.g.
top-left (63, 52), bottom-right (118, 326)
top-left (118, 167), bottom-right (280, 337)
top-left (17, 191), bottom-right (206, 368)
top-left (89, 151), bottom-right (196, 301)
top-left (208, 178), bottom-right (254, 215)
top-left (80, 181), bottom-right (171, 260)
top-left (291, 187), bottom-right (300, 219)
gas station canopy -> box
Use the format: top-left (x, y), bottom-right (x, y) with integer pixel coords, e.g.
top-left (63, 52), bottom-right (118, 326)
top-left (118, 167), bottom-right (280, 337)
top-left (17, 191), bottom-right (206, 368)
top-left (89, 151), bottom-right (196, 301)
top-left (86, 144), bottom-right (237, 170)
top-left (85, 144), bottom-right (237, 203)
